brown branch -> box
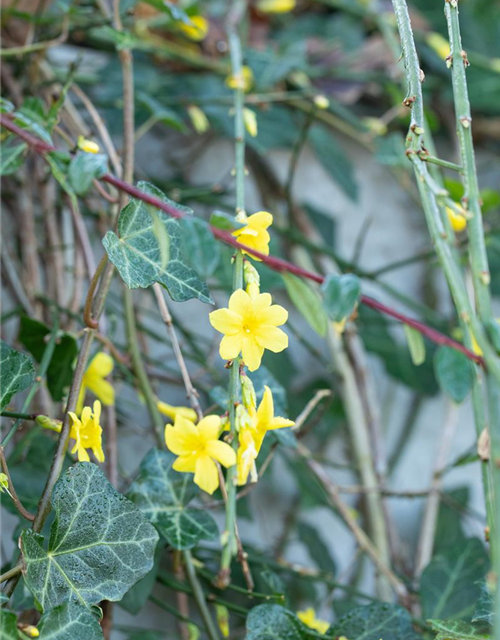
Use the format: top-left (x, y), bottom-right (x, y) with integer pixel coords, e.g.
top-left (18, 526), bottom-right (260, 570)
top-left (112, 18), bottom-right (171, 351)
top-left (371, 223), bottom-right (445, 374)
top-left (0, 447), bottom-right (35, 522)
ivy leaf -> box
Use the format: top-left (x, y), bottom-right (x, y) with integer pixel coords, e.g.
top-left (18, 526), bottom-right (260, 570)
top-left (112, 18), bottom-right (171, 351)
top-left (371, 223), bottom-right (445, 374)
top-left (297, 522), bottom-right (336, 576)
top-left (330, 603), bottom-right (420, 640)
top-left (309, 125), bottom-right (358, 201)
top-left (245, 604), bottom-right (305, 640)
top-left (21, 462), bottom-right (159, 611)
top-left (0, 340), bottom-right (36, 411)
top-left (420, 538), bottom-right (489, 620)
top-left (102, 182), bottom-right (213, 304)
top-left (38, 603), bottom-right (104, 639)
top-left (1, 141), bottom-right (27, 176)
top-left (283, 274), bottom-right (328, 337)
top-left (472, 580), bottom-right (494, 625)
top-left (119, 542), bottom-right (164, 615)
top-left (68, 153), bottom-right (108, 196)
top-left (180, 216), bottom-right (220, 277)
top-left (127, 448), bottom-right (218, 550)
top-left (209, 211), bottom-right (244, 232)
top-left (321, 273), bottom-right (361, 322)
top-left (434, 346), bottom-right (474, 403)
top-left (428, 619), bottom-right (491, 640)
top-left (0, 610), bottom-right (19, 640)
top-left (403, 325), bottom-right (426, 366)
top-left (19, 317), bottom-right (78, 402)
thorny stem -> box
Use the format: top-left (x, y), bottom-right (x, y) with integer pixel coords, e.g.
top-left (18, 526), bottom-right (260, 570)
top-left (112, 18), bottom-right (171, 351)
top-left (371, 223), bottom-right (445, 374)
top-left (218, 0), bottom-right (247, 586)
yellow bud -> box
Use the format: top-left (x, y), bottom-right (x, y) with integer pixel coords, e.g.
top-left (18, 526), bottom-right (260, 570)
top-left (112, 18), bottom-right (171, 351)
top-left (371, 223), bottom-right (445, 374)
top-left (244, 260), bottom-right (260, 287)
top-left (0, 472), bottom-right (9, 493)
top-left (471, 333), bottom-right (483, 357)
top-left (243, 108), bottom-right (258, 137)
top-left (77, 135), bottom-right (100, 154)
top-left (426, 32), bottom-right (450, 61)
top-left (313, 95), bottom-right (330, 110)
top-left (187, 105), bottom-right (210, 134)
top-left (446, 206), bottom-right (467, 232)
top-left (235, 404), bottom-right (253, 432)
top-left (240, 373), bottom-right (257, 412)
top-left (36, 415), bottom-right (63, 432)
top-left (179, 15), bottom-right (209, 41)
top-left (257, 0), bottom-right (296, 12)
top-left (19, 625), bottom-right (40, 638)
top-left (225, 66), bottom-right (254, 92)
top-left (215, 604), bottom-right (230, 638)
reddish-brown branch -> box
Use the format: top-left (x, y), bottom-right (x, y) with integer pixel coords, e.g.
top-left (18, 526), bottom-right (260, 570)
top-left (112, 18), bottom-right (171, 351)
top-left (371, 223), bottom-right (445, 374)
top-left (0, 114), bottom-right (483, 366)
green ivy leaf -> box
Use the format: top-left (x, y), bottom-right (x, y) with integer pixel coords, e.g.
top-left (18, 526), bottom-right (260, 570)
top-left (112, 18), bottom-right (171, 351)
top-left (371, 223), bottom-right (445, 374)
top-left (180, 216), bottom-right (220, 277)
top-left (321, 273), bottom-right (361, 323)
top-left (472, 580), bottom-right (494, 625)
top-left (45, 151), bottom-right (75, 197)
top-left (68, 153), bottom-right (108, 196)
top-left (21, 462), bottom-right (159, 611)
top-left (127, 448), bottom-right (218, 550)
top-left (403, 325), bottom-right (426, 366)
top-left (309, 125), bottom-right (358, 201)
top-left (19, 317), bottom-right (78, 402)
top-left (434, 346), bottom-right (474, 403)
top-left (0, 340), bottom-right (36, 411)
top-left (119, 542), bottom-right (164, 615)
top-left (209, 210), bottom-right (244, 232)
top-left (420, 538), bottom-right (489, 620)
top-left (297, 522), bottom-right (336, 576)
top-left (38, 603), bottom-right (104, 639)
top-left (0, 610), bottom-right (19, 640)
top-left (246, 604), bottom-right (305, 640)
top-left (0, 141), bottom-right (27, 176)
top-left (283, 274), bottom-right (328, 337)
top-left (102, 182), bottom-right (213, 304)
top-left (428, 619), bottom-right (491, 640)
top-left (331, 603), bottom-right (420, 640)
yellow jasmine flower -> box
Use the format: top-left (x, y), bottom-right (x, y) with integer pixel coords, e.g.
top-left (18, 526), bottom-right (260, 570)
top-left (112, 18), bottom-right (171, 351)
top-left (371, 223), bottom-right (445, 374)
top-left (77, 352), bottom-right (115, 413)
top-left (157, 400), bottom-right (198, 422)
top-left (232, 211), bottom-right (273, 259)
top-left (297, 608), bottom-right (330, 634)
top-left (225, 66), bottom-right (254, 92)
top-left (165, 414), bottom-right (236, 495)
top-left (243, 108), bottom-right (258, 137)
top-left (209, 289), bottom-right (289, 371)
top-left (179, 15), bottom-right (209, 41)
top-left (257, 0), bottom-right (296, 13)
top-left (446, 206), bottom-right (467, 233)
top-left (68, 401), bottom-right (105, 463)
top-left (187, 105), bottom-right (210, 133)
top-left (77, 135), bottom-right (100, 154)
top-left (237, 385), bottom-right (294, 484)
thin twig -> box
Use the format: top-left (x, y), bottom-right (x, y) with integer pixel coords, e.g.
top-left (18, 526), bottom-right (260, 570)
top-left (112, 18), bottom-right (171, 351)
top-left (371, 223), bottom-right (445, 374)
top-left (0, 448), bottom-right (35, 521)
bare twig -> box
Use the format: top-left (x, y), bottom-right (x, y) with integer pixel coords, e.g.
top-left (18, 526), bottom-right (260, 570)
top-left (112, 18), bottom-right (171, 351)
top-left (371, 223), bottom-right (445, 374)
top-left (0, 447), bottom-right (35, 521)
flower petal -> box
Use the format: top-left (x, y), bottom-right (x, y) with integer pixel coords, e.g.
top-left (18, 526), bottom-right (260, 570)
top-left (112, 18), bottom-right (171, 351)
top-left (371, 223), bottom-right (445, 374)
top-left (92, 445), bottom-right (105, 463)
top-left (165, 419), bottom-right (200, 456)
top-left (254, 325), bottom-right (288, 352)
top-left (92, 400), bottom-right (102, 423)
top-left (209, 308), bottom-right (242, 335)
top-left (173, 453), bottom-right (198, 473)
top-left (76, 446), bottom-right (90, 463)
top-left (194, 455), bottom-right (219, 494)
top-left (228, 289), bottom-right (252, 316)
top-left (205, 440), bottom-right (236, 468)
top-left (87, 352), bottom-right (114, 378)
top-left (268, 417), bottom-right (295, 430)
top-left (241, 337), bottom-right (264, 372)
top-left (157, 401), bottom-right (198, 422)
top-left (257, 386), bottom-right (274, 428)
top-left (85, 376), bottom-right (115, 406)
top-left (197, 415), bottom-right (222, 441)
top-left (81, 406), bottom-right (92, 424)
top-left (258, 304), bottom-right (288, 326)
top-left (219, 333), bottom-right (244, 361)
top-left (247, 211), bottom-right (273, 228)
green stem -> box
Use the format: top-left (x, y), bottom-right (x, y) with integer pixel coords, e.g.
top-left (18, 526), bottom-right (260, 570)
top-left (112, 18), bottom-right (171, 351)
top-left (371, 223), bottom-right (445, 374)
top-left (0, 566), bottom-right (22, 583)
top-left (420, 154), bottom-right (463, 173)
top-left (123, 287), bottom-right (164, 445)
top-left (1, 411), bottom-right (37, 421)
top-left (1, 309), bottom-right (59, 447)
top-left (182, 550), bottom-right (221, 640)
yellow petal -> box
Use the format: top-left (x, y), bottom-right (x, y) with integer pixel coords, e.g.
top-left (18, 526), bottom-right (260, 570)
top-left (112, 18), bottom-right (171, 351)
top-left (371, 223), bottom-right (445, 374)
top-left (209, 308), bottom-right (242, 335)
top-left (81, 406), bottom-right (92, 424)
top-left (157, 401), bottom-right (197, 422)
top-left (246, 211), bottom-right (273, 229)
top-left (179, 15), bottom-right (209, 41)
top-left (219, 333), bottom-right (244, 361)
top-left (85, 376), bottom-right (115, 406)
top-left (257, 0), bottom-right (296, 13)
top-left (257, 386), bottom-right (274, 427)
top-left (173, 453), bottom-right (198, 473)
top-left (255, 325), bottom-right (288, 352)
top-left (93, 445), bottom-right (105, 463)
top-left (197, 415), bottom-right (222, 441)
top-left (252, 292), bottom-right (273, 313)
top-left (268, 416), bottom-right (295, 430)
top-left (194, 455), bottom-right (219, 494)
top-left (259, 304), bottom-right (288, 326)
top-left (205, 440), bottom-right (237, 468)
top-left (241, 337), bottom-right (264, 372)
top-left (76, 386), bottom-right (86, 415)
top-left (228, 289), bottom-right (252, 316)
top-left (87, 352), bottom-right (114, 378)
top-left (92, 400), bottom-right (102, 423)
top-left (165, 419), bottom-right (200, 456)
top-left (76, 446), bottom-right (90, 462)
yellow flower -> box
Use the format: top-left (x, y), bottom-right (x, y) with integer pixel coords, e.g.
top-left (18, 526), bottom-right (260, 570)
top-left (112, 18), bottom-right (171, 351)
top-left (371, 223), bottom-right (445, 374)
top-left (446, 206), bottom-right (467, 233)
top-left (77, 135), bottom-right (100, 154)
top-left (68, 400), bottom-right (105, 463)
top-left (209, 289), bottom-right (289, 371)
top-left (232, 211), bottom-right (273, 260)
top-left (77, 352), bottom-right (115, 413)
top-left (179, 15), bottom-right (209, 41)
top-left (426, 32), bottom-right (450, 61)
top-left (225, 66), bottom-right (254, 92)
top-left (257, 0), bottom-right (296, 13)
top-left (243, 108), bottom-right (258, 137)
top-left (165, 414), bottom-right (236, 494)
top-left (297, 608), bottom-right (330, 635)
top-left (313, 95), bottom-right (330, 110)
top-left (237, 385), bottom-right (294, 485)
top-left (187, 105), bottom-right (210, 133)
top-left (157, 400), bottom-right (198, 422)
top-left (19, 625), bottom-right (40, 638)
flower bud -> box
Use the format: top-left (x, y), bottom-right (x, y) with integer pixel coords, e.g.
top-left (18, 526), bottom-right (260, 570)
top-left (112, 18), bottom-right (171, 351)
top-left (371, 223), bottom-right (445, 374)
top-left (313, 95), bottom-right (330, 110)
top-left (243, 108), bottom-right (258, 137)
top-left (77, 135), bottom-right (100, 154)
top-left (36, 415), bottom-right (63, 432)
top-left (240, 374), bottom-right (257, 412)
top-left (187, 105), bottom-right (210, 134)
top-left (235, 404), bottom-right (253, 433)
